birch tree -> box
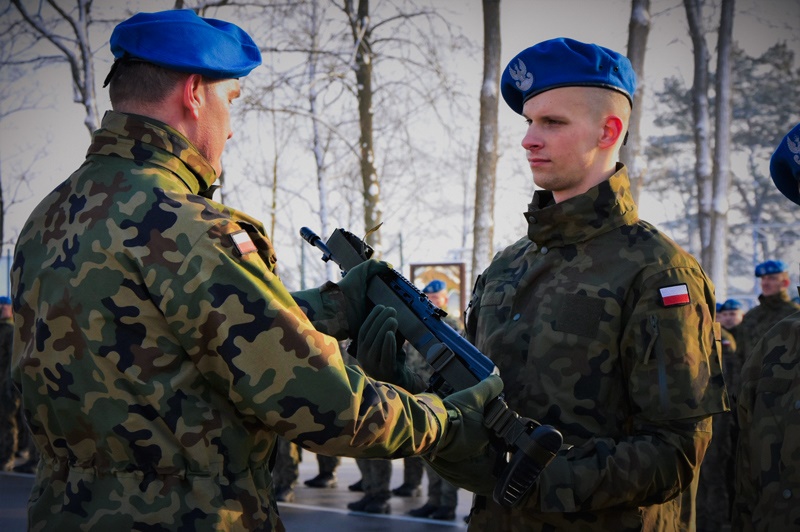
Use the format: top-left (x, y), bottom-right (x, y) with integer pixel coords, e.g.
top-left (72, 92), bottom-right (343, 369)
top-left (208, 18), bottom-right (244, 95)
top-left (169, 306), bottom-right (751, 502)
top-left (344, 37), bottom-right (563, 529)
top-left (684, 0), bottom-right (714, 268)
top-left (471, 0), bottom-right (501, 277)
top-left (708, 0), bottom-right (735, 294)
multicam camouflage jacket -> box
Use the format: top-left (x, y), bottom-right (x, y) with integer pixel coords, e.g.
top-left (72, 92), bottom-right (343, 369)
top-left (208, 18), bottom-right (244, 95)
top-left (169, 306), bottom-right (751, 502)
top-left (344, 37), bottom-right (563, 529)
top-left (734, 310), bottom-right (800, 531)
top-left (11, 111), bottom-right (447, 531)
top-left (464, 166), bottom-right (728, 532)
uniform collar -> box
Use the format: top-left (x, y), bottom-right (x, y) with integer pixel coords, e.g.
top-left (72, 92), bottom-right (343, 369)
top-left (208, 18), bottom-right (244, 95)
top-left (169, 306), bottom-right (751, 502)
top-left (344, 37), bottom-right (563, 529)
top-left (525, 164), bottom-right (639, 248)
top-left (758, 289), bottom-right (794, 308)
top-left (87, 111), bottom-right (218, 195)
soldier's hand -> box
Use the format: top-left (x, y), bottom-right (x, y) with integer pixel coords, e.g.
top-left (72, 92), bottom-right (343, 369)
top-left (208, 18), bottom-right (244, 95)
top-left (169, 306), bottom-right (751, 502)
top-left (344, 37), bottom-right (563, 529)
top-left (425, 446), bottom-right (498, 496)
top-left (357, 305), bottom-right (425, 393)
top-left (336, 259), bottom-right (390, 336)
top-left (434, 374), bottom-right (504, 462)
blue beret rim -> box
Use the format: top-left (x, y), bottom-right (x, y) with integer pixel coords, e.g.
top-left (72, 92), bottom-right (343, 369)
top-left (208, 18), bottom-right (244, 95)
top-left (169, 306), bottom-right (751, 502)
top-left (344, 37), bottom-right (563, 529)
top-left (423, 280), bottom-right (446, 294)
top-left (109, 10), bottom-right (261, 80)
top-left (501, 37), bottom-right (636, 115)
top-left (755, 260), bottom-right (788, 277)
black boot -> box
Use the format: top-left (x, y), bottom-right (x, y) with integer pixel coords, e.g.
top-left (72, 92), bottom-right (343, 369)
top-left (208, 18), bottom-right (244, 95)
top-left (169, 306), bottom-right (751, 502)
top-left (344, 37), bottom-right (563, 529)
top-left (391, 482), bottom-right (422, 497)
top-left (347, 495), bottom-right (373, 512)
top-left (304, 473), bottom-right (337, 488)
top-left (348, 479), bottom-right (364, 492)
top-left (408, 502), bottom-right (437, 518)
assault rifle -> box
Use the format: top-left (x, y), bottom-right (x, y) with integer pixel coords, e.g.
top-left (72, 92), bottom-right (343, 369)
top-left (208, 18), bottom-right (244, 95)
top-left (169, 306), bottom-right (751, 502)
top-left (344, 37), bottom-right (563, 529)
top-left (301, 226), bottom-right (563, 508)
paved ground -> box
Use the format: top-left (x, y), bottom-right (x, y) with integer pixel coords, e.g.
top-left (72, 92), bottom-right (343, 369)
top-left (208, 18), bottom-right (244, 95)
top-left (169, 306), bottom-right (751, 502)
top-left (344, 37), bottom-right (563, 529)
top-left (0, 455), bottom-right (473, 531)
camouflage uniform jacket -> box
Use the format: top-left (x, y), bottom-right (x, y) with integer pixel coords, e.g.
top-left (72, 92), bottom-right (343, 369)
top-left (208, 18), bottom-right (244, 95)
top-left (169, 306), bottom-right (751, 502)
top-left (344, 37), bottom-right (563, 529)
top-left (735, 290), bottom-right (800, 386)
top-left (734, 310), bottom-right (800, 531)
top-left (11, 111), bottom-right (447, 531)
top-left (464, 167), bottom-right (728, 531)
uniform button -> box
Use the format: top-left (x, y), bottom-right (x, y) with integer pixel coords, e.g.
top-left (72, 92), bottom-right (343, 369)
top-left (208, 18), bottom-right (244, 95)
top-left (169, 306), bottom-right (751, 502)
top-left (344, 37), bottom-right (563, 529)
top-left (784, 489), bottom-right (792, 499)
top-left (512, 313), bottom-right (521, 321)
top-left (540, 246), bottom-right (549, 255)
top-left (529, 216), bottom-right (537, 224)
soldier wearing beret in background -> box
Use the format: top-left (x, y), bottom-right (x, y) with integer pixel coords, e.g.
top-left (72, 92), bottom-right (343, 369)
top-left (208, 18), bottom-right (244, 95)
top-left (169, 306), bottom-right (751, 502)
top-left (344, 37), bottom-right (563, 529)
top-left (735, 123), bottom-right (800, 531)
top-left (735, 259), bottom-right (800, 376)
top-left (447, 37), bottom-right (728, 530)
top-left (10, 9), bottom-right (503, 530)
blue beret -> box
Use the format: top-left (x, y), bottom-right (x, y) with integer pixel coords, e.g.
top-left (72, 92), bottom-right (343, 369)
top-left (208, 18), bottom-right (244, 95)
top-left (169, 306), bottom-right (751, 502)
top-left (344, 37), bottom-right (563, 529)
top-left (770, 123), bottom-right (800, 206)
top-left (715, 302), bottom-right (722, 312)
top-left (0, 296), bottom-right (10, 305)
top-left (720, 299), bottom-right (743, 312)
top-left (109, 10), bottom-right (261, 80)
top-left (501, 37), bottom-right (636, 115)
top-left (755, 260), bottom-right (788, 277)
top-left (423, 280), bottom-right (446, 294)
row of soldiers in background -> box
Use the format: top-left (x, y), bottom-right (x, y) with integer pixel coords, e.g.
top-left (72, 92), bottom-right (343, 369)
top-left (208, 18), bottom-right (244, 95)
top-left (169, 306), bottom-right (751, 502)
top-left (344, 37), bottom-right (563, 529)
top-left (271, 280), bottom-right (460, 520)
top-left (696, 258), bottom-right (800, 532)
top-left (0, 296), bottom-right (37, 474)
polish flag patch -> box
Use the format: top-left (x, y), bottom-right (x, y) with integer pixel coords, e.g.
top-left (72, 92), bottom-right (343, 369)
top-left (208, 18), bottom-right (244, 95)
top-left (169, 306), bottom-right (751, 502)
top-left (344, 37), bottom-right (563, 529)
top-left (230, 230), bottom-right (257, 256)
top-left (659, 284), bottom-right (690, 307)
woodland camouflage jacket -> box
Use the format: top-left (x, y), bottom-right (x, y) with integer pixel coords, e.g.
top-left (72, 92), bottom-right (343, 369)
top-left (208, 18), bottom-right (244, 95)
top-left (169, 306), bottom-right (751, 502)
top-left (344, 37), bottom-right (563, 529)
top-left (11, 111), bottom-right (446, 531)
top-left (735, 309), bottom-right (800, 531)
top-left (464, 166), bottom-right (729, 532)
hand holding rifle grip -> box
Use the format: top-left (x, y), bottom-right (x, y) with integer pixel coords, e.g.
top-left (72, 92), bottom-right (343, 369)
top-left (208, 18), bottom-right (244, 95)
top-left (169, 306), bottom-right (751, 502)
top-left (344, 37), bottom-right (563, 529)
top-left (300, 226), bottom-right (563, 507)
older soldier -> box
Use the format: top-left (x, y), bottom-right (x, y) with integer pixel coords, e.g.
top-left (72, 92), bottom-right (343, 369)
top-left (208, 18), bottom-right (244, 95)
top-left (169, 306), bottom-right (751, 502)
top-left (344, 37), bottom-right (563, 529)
top-left (447, 38), bottom-right (727, 530)
top-left (735, 260), bottom-right (800, 372)
top-left (10, 10), bottom-right (501, 531)
top-left (735, 123), bottom-right (800, 531)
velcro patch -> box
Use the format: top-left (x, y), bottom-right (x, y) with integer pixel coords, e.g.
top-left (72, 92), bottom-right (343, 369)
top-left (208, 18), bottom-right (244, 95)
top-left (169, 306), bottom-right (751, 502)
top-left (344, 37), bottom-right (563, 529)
top-left (659, 284), bottom-right (690, 307)
top-left (230, 230), bottom-right (257, 256)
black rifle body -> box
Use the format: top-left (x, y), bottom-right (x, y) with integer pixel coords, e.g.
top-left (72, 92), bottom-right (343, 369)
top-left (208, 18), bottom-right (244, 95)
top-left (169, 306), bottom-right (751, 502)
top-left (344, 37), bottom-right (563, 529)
top-left (301, 227), bottom-right (563, 508)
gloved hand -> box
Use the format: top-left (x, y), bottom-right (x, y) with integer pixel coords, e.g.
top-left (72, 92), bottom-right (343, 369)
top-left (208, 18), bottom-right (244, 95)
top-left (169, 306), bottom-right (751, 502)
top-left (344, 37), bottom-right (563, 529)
top-left (426, 446), bottom-right (498, 496)
top-left (435, 374), bottom-right (503, 462)
top-left (425, 374), bottom-right (504, 495)
top-left (357, 305), bottom-right (425, 393)
top-left (335, 259), bottom-right (391, 336)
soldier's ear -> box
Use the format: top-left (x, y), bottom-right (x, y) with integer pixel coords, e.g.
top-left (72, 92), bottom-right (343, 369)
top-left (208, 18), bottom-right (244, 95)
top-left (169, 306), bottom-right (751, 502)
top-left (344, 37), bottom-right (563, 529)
top-left (598, 115), bottom-right (624, 149)
top-left (183, 74), bottom-right (204, 120)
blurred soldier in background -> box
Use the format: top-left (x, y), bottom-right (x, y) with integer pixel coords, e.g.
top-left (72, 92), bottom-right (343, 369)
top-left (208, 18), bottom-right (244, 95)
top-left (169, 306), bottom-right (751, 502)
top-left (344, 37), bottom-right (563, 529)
top-left (735, 123), bottom-right (800, 531)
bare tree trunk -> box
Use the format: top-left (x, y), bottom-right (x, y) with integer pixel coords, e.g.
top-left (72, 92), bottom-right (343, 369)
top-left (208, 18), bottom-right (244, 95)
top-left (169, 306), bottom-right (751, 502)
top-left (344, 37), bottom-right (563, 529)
top-left (345, 0), bottom-right (382, 254)
top-left (684, 0), bottom-right (714, 269)
top-left (471, 0), bottom-right (501, 278)
top-left (11, 0), bottom-right (100, 135)
top-left (308, 0), bottom-right (336, 280)
top-left (620, 0), bottom-right (650, 204)
top-left (709, 0), bottom-right (735, 295)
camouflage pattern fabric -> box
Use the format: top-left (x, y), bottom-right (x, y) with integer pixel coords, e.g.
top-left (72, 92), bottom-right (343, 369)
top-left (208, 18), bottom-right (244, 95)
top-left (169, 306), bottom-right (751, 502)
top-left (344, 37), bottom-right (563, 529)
top-left (11, 111), bottom-right (447, 531)
top-left (734, 310), bottom-right (800, 531)
top-left (464, 167), bottom-right (728, 531)
top-left (272, 437), bottom-right (301, 492)
top-left (0, 319), bottom-right (18, 470)
top-left (696, 327), bottom-right (738, 531)
top-left (734, 290), bottom-right (800, 388)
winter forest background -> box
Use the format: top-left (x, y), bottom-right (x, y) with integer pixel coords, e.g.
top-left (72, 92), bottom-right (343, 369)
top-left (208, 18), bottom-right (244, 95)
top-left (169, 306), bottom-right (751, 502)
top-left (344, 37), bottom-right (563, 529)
top-left (1, 0), bottom-right (799, 311)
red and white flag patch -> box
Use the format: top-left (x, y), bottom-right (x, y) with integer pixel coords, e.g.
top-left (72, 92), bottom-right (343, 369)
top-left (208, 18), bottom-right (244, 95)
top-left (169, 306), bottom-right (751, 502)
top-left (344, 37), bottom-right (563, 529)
top-left (659, 284), bottom-right (690, 307)
top-left (230, 230), bottom-right (257, 256)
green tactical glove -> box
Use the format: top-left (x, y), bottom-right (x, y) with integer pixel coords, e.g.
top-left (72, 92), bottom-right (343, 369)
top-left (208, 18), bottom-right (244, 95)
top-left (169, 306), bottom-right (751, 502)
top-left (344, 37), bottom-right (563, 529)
top-left (426, 446), bottom-right (498, 496)
top-left (435, 374), bottom-right (503, 462)
top-left (335, 259), bottom-right (391, 337)
top-left (357, 305), bottom-right (426, 393)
